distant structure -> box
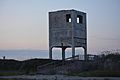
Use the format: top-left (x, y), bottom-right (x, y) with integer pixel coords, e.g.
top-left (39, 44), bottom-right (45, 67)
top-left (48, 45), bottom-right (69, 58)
top-left (3, 56), bottom-right (5, 60)
top-left (49, 10), bottom-right (87, 60)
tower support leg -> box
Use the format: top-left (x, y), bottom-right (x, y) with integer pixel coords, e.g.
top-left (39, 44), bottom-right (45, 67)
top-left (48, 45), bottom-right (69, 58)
top-left (72, 45), bottom-right (75, 59)
top-left (49, 47), bottom-right (52, 59)
top-left (62, 47), bottom-right (66, 60)
top-left (84, 47), bottom-right (87, 61)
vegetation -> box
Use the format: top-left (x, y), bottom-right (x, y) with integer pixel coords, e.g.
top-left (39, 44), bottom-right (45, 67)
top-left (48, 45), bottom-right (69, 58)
top-left (0, 50), bottom-right (120, 77)
top-left (0, 58), bottom-right (52, 76)
top-left (67, 70), bottom-right (120, 77)
top-left (0, 79), bottom-right (33, 80)
top-left (105, 52), bottom-right (120, 61)
top-left (0, 79), bottom-right (17, 80)
top-left (67, 51), bottom-right (120, 77)
top-left (101, 50), bottom-right (120, 60)
top-left (0, 72), bottom-right (19, 76)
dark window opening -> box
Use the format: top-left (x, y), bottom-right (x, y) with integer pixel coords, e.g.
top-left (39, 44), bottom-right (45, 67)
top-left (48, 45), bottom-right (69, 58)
top-left (77, 15), bottom-right (83, 23)
top-left (66, 14), bottom-right (71, 22)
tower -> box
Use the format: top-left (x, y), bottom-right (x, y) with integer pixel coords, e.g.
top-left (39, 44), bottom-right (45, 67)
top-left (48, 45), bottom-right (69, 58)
top-left (49, 10), bottom-right (87, 60)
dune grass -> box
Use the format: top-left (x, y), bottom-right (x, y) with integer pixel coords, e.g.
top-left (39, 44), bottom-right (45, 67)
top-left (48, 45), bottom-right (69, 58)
top-left (0, 71), bottom-right (22, 76)
top-left (67, 70), bottom-right (120, 77)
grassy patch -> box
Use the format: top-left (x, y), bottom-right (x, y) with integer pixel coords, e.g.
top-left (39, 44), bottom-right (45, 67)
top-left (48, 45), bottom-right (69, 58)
top-left (67, 70), bottom-right (120, 77)
top-left (0, 71), bottom-right (22, 76)
top-left (0, 78), bottom-right (18, 80)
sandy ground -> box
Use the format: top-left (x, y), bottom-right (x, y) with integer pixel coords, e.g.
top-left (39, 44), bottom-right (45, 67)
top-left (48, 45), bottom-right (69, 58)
top-left (0, 75), bottom-right (120, 80)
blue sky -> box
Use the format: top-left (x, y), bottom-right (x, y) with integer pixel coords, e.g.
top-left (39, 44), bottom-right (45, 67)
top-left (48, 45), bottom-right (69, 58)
top-left (0, 0), bottom-right (120, 53)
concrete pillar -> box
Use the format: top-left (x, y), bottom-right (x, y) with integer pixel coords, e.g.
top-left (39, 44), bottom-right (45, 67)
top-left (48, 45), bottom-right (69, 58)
top-left (49, 47), bottom-right (52, 59)
top-left (72, 46), bottom-right (75, 58)
top-left (84, 47), bottom-right (87, 61)
top-left (62, 47), bottom-right (66, 60)
top-left (71, 12), bottom-right (75, 59)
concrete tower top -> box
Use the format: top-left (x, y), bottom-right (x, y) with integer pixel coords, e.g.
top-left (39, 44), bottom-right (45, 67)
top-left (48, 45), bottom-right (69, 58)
top-left (49, 9), bottom-right (86, 14)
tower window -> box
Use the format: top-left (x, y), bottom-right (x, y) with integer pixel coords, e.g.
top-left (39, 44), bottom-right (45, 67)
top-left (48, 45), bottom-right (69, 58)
top-left (66, 14), bottom-right (71, 22)
top-left (77, 15), bottom-right (83, 23)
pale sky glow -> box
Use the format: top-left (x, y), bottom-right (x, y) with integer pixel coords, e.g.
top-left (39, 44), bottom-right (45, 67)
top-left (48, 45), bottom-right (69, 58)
top-left (0, 0), bottom-right (120, 53)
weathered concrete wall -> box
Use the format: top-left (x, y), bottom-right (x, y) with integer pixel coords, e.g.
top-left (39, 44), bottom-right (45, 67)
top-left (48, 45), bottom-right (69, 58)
top-left (49, 10), bottom-right (86, 48)
top-left (49, 10), bottom-right (87, 60)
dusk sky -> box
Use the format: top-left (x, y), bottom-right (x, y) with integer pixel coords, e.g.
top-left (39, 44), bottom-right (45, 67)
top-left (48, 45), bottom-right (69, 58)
top-left (0, 0), bottom-right (120, 53)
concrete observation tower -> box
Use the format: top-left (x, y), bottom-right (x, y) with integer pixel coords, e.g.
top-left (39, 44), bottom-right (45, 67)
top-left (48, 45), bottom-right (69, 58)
top-left (49, 10), bottom-right (87, 60)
